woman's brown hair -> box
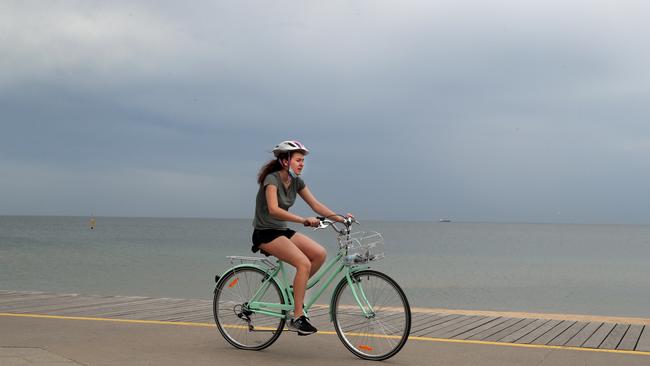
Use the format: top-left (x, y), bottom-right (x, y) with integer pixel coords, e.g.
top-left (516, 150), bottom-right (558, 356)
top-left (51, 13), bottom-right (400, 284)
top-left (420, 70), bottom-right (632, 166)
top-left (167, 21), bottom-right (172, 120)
top-left (257, 152), bottom-right (289, 185)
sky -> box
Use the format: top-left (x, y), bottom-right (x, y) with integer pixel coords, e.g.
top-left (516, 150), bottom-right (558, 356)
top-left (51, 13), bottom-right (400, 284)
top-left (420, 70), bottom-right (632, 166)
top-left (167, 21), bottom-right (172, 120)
top-left (1, 0), bottom-right (650, 223)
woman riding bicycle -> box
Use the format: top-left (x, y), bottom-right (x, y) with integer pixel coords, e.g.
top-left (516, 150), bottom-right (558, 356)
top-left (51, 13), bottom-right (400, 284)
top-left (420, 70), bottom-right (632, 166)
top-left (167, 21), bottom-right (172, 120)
top-left (252, 140), bottom-right (347, 336)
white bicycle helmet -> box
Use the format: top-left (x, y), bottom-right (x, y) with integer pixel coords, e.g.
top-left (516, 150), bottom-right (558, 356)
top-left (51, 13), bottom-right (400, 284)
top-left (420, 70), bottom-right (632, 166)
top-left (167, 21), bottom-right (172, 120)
top-left (272, 140), bottom-right (310, 157)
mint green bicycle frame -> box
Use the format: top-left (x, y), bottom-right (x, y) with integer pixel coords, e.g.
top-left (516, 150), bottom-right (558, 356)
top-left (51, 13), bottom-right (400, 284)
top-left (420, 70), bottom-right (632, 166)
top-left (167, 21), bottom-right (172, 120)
top-left (234, 248), bottom-right (376, 322)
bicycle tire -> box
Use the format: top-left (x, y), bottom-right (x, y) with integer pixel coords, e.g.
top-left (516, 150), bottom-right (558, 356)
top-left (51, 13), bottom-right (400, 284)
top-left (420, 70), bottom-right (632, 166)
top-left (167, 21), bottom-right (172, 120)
top-left (213, 266), bottom-right (285, 350)
top-left (332, 270), bottom-right (411, 361)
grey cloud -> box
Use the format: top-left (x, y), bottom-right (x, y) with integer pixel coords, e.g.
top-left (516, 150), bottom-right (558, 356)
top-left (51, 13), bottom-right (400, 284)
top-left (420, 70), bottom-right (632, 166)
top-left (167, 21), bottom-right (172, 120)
top-left (2, 1), bottom-right (650, 222)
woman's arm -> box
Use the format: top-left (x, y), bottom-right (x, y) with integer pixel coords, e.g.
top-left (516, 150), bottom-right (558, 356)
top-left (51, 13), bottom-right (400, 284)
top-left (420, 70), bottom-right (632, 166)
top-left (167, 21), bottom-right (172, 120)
top-left (298, 187), bottom-right (344, 222)
top-left (265, 185), bottom-right (311, 225)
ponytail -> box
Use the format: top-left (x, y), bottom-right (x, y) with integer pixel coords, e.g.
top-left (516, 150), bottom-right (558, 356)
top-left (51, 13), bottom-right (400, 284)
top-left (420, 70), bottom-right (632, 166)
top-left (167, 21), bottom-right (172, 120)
top-left (257, 152), bottom-right (290, 185)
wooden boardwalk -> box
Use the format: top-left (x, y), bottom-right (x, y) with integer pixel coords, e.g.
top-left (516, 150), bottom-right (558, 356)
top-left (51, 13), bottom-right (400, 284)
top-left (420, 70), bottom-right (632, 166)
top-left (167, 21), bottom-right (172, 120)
top-left (1, 290), bottom-right (649, 353)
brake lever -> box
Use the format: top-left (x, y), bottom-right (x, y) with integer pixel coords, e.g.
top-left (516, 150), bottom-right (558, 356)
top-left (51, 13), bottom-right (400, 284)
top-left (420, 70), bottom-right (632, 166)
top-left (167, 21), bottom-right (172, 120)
top-left (314, 219), bottom-right (333, 230)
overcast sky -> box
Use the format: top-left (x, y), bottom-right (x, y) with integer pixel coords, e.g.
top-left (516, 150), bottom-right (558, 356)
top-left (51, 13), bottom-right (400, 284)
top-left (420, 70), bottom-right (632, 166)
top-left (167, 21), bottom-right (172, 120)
top-left (2, 0), bottom-right (649, 223)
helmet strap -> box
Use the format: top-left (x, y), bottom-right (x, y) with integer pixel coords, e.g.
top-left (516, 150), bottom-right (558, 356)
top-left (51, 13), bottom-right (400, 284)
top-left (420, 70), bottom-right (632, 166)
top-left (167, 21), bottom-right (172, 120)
top-left (278, 153), bottom-right (295, 180)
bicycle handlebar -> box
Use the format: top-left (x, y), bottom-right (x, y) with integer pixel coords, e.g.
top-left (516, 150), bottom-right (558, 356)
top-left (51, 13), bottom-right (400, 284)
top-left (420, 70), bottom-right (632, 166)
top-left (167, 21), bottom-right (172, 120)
top-left (314, 214), bottom-right (359, 234)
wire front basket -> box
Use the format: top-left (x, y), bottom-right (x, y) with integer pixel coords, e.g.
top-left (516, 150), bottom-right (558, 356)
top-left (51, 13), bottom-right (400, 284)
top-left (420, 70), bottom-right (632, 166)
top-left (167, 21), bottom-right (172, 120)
top-left (340, 231), bottom-right (385, 265)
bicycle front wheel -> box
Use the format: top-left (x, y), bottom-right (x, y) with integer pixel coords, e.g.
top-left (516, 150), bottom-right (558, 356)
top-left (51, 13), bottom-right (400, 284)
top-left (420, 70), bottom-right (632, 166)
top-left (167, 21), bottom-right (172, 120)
top-left (213, 266), bottom-right (285, 350)
top-left (332, 270), bottom-right (411, 361)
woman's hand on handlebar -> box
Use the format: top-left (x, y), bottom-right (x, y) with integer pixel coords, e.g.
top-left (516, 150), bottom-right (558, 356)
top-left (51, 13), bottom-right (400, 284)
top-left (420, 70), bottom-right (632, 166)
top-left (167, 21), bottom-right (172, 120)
top-left (330, 213), bottom-right (354, 223)
top-left (303, 217), bottom-right (320, 227)
top-left (340, 213), bottom-right (358, 225)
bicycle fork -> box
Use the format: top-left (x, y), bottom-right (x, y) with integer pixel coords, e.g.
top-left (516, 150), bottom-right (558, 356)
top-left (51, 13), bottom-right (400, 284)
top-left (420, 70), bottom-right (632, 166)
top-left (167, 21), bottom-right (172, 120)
top-left (345, 271), bottom-right (376, 319)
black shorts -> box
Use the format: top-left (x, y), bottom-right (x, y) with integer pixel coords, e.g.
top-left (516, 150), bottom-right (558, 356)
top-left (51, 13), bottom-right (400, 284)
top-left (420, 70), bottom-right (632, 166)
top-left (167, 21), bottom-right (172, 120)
top-left (251, 228), bottom-right (296, 256)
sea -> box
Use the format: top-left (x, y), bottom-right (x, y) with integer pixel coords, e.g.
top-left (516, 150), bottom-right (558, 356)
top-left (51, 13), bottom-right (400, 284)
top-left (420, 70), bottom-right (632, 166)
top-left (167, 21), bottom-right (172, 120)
top-left (2, 216), bottom-right (650, 318)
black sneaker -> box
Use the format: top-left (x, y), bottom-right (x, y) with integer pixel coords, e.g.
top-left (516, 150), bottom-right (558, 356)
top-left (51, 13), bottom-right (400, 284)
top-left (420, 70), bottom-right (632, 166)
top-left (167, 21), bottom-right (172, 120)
top-left (288, 315), bottom-right (318, 336)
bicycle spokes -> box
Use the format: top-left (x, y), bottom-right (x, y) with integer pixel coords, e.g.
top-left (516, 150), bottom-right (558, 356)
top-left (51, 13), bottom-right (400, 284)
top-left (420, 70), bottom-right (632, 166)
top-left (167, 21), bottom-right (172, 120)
top-left (214, 267), bottom-right (286, 350)
top-left (332, 270), bottom-right (411, 361)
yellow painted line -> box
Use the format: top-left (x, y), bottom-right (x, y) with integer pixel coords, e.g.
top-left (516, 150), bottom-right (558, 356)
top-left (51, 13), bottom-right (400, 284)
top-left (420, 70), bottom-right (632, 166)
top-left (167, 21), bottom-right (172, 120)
top-left (1, 312), bottom-right (649, 357)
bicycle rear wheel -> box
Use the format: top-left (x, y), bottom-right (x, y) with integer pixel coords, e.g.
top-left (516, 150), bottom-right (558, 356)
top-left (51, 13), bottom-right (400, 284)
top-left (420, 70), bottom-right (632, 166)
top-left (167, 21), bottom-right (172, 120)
top-left (332, 270), bottom-right (411, 361)
top-left (213, 266), bottom-right (285, 350)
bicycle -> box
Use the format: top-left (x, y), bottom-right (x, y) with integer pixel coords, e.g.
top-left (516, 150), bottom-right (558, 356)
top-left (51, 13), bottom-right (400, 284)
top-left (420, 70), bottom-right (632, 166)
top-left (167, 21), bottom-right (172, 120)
top-left (213, 216), bottom-right (411, 361)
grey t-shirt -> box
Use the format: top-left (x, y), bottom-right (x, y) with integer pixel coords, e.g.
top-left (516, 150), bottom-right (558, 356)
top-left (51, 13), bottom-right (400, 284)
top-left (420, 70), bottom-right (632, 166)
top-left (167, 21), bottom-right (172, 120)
top-left (253, 171), bottom-right (306, 230)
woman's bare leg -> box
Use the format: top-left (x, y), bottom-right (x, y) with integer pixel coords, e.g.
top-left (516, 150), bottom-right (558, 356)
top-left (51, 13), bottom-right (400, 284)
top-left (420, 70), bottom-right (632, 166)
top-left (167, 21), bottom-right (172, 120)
top-left (290, 233), bottom-right (327, 277)
top-left (259, 236), bottom-right (311, 317)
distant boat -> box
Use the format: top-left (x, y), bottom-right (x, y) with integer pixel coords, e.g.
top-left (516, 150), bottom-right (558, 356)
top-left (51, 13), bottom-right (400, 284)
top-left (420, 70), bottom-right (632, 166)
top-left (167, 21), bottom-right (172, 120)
top-left (88, 217), bottom-right (96, 230)
top-left (439, 219), bottom-right (452, 223)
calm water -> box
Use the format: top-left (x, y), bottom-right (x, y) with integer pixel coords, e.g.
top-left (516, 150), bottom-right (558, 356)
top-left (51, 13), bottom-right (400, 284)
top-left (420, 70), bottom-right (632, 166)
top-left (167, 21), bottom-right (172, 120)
top-left (2, 216), bottom-right (650, 318)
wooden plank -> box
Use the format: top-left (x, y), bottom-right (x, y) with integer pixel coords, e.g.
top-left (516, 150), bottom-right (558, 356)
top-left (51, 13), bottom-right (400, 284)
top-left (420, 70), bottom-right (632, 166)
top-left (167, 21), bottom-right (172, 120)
top-left (163, 312), bottom-right (214, 323)
top-left (71, 298), bottom-right (176, 317)
top-left (0, 293), bottom-right (68, 305)
top-left (148, 305), bottom-right (215, 321)
top-left (531, 320), bottom-right (575, 345)
top-left (104, 302), bottom-right (190, 319)
top-left (135, 300), bottom-right (208, 315)
top-left (548, 321), bottom-right (588, 346)
top-left (412, 314), bottom-right (463, 336)
top-left (309, 312), bottom-right (329, 321)
top-left (451, 317), bottom-right (511, 340)
top-left (582, 323), bottom-right (616, 349)
top-left (145, 305), bottom-right (212, 320)
top-left (55, 298), bottom-right (160, 315)
top-left (0, 293), bottom-right (154, 316)
top-left (111, 298), bottom-right (193, 314)
top-left (634, 325), bottom-right (650, 351)
top-left (409, 312), bottom-right (433, 322)
top-left (0, 293), bottom-right (79, 307)
top-left (411, 313), bottom-right (450, 333)
top-left (94, 299), bottom-right (192, 318)
top-left (565, 322), bottom-right (603, 347)
top-left (306, 307), bottom-right (329, 317)
top-left (29, 297), bottom-right (149, 315)
top-left (2, 295), bottom-right (90, 312)
top-left (483, 318), bottom-right (537, 342)
top-left (618, 325), bottom-right (643, 351)
top-left (466, 318), bottom-right (525, 341)
top-left (442, 317), bottom-right (503, 339)
top-left (499, 319), bottom-right (550, 343)
top-left (600, 324), bottom-right (630, 349)
top-left (0, 297), bottom-right (72, 310)
top-left (425, 316), bottom-right (486, 337)
top-left (515, 320), bottom-right (562, 344)
top-left (418, 315), bottom-right (471, 336)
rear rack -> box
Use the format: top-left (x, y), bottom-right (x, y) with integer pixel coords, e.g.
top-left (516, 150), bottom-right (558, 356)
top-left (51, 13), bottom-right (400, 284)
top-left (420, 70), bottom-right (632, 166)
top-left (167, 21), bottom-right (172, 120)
top-left (226, 255), bottom-right (277, 269)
